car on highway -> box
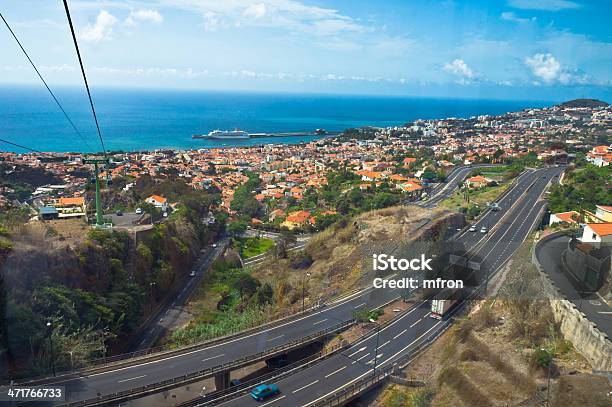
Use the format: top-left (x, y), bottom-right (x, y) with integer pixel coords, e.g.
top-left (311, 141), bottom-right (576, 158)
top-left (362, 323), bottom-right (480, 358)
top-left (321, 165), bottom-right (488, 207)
top-left (480, 226), bottom-right (487, 233)
top-left (469, 226), bottom-right (476, 232)
top-left (490, 202), bottom-right (501, 211)
top-left (250, 384), bottom-right (279, 401)
top-left (135, 207), bottom-right (142, 214)
top-left (189, 270), bottom-right (196, 277)
top-left (116, 210), bottom-right (123, 216)
top-left (212, 243), bottom-right (218, 248)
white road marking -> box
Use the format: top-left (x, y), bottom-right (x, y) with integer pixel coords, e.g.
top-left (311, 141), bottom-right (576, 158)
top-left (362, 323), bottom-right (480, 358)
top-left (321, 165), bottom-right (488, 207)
top-left (313, 319), bottom-right (328, 326)
top-left (393, 329), bottom-right (407, 339)
top-left (410, 318), bottom-right (422, 328)
top-left (354, 302), bottom-right (366, 308)
top-left (260, 395), bottom-right (285, 406)
top-left (307, 321), bottom-right (443, 407)
top-left (352, 352), bottom-right (370, 364)
top-left (292, 379), bottom-right (319, 393)
top-left (347, 346), bottom-right (367, 357)
top-left (267, 334), bottom-right (285, 342)
top-left (202, 354), bottom-right (225, 362)
top-left (379, 340), bottom-right (390, 349)
top-left (118, 374), bottom-right (146, 383)
top-left (325, 365), bottom-right (347, 378)
top-left (598, 311), bottom-right (612, 315)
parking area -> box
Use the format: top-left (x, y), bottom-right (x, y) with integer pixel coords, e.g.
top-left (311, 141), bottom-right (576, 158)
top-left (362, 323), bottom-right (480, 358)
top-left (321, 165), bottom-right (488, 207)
top-left (108, 211), bottom-right (145, 227)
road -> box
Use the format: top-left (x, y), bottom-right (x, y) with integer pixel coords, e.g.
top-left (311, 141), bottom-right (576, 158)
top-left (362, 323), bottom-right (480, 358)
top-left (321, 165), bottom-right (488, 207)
top-left (43, 166), bottom-right (559, 405)
top-left (208, 166), bottom-right (564, 407)
top-left (536, 234), bottom-right (611, 338)
top-left (128, 239), bottom-right (229, 351)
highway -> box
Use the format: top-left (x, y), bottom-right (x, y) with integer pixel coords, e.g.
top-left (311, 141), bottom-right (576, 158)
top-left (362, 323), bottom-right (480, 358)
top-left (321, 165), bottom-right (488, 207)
top-left (200, 166), bottom-right (564, 407)
top-left (40, 166), bottom-right (558, 406)
top-left (535, 234), bottom-right (612, 338)
top-left (129, 239), bottom-right (230, 351)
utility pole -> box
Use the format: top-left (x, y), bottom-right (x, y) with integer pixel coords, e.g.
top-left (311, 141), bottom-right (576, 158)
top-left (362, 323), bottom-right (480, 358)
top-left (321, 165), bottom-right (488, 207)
top-left (302, 272), bottom-right (311, 312)
top-left (84, 158), bottom-right (109, 227)
top-left (370, 319), bottom-right (380, 374)
top-left (46, 321), bottom-right (56, 377)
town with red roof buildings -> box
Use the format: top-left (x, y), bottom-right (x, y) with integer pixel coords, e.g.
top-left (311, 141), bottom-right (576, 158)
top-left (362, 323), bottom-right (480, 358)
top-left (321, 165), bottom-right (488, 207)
top-left (0, 100), bottom-right (610, 233)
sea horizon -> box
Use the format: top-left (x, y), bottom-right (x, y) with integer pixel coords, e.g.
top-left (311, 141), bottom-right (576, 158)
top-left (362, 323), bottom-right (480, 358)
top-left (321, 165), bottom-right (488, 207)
top-left (0, 84), bottom-right (561, 154)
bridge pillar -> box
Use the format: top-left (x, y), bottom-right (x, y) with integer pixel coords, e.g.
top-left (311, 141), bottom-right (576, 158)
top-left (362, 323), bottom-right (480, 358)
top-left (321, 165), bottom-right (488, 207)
top-left (214, 371), bottom-right (231, 390)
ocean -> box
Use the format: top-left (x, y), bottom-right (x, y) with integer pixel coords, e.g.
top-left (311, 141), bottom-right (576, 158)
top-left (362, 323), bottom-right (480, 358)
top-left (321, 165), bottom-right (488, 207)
top-left (0, 86), bottom-right (554, 153)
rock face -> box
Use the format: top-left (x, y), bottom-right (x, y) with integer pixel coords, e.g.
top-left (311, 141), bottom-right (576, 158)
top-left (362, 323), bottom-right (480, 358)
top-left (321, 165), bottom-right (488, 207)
top-left (558, 99), bottom-right (609, 109)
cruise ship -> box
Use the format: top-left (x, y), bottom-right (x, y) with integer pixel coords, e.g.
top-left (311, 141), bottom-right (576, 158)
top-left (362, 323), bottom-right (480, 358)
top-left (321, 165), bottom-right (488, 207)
top-left (192, 129), bottom-right (251, 139)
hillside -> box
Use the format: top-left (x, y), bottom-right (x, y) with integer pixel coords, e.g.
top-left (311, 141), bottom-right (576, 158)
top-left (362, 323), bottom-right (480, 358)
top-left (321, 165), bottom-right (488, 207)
top-left (255, 205), bottom-right (464, 309)
top-left (558, 99), bottom-right (609, 108)
top-left (366, 236), bottom-right (609, 407)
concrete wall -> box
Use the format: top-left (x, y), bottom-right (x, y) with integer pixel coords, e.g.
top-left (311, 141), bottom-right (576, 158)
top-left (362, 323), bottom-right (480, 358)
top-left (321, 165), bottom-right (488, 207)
top-left (534, 232), bottom-right (612, 371)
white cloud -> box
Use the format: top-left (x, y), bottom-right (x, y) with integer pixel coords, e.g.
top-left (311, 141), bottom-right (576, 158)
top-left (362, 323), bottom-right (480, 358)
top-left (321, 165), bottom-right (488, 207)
top-left (524, 53), bottom-right (561, 82)
top-left (79, 10), bottom-right (118, 42)
top-left (523, 52), bottom-right (593, 85)
top-left (155, 0), bottom-right (365, 36)
top-left (127, 9), bottom-right (164, 24)
top-left (501, 11), bottom-right (535, 23)
top-left (443, 59), bottom-right (475, 79)
top-left (243, 4), bottom-right (267, 19)
top-left (508, 0), bottom-right (581, 11)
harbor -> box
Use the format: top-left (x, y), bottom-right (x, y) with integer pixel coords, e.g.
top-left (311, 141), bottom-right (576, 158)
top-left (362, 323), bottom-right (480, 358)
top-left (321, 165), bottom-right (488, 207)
top-left (192, 129), bottom-right (341, 140)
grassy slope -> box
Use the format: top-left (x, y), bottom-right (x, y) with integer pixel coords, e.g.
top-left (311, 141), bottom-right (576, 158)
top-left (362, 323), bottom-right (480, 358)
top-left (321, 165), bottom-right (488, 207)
top-left (370, 236), bottom-right (609, 407)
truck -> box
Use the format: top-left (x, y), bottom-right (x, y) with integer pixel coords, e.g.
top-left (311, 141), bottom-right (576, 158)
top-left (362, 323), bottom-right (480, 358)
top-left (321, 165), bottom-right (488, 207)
top-left (430, 299), bottom-right (458, 319)
top-left (430, 287), bottom-right (461, 319)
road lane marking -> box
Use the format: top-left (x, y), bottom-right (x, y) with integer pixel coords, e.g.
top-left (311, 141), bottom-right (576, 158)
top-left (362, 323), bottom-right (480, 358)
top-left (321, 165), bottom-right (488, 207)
top-left (366, 354), bottom-right (384, 365)
top-left (598, 311), bottom-right (612, 314)
top-left (410, 318), bottom-right (422, 328)
top-left (352, 352), bottom-right (370, 364)
top-left (293, 379), bottom-right (319, 393)
top-left (325, 365), bottom-right (347, 378)
top-left (53, 277), bottom-right (406, 384)
top-left (347, 346), bottom-right (367, 357)
top-left (260, 395), bottom-right (285, 406)
top-left (354, 302), bottom-right (366, 308)
top-left (313, 319), bottom-right (328, 326)
top-left (118, 374), bottom-right (146, 383)
top-left (202, 354), bottom-right (225, 362)
top-left (267, 334), bottom-right (285, 342)
top-left (379, 340), bottom-right (390, 349)
top-left (393, 329), bottom-right (407, 339)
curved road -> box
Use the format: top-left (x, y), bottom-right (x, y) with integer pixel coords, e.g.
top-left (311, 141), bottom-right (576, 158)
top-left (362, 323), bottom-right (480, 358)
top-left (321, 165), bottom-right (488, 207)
top-left (38, 166), bottom-right (559, 405)
top-left (536, 234), bottom-right (611, 338)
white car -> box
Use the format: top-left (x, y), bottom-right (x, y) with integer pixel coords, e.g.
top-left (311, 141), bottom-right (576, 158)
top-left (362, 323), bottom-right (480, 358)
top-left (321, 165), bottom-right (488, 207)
top-left (469, 226), bottom-right (476, 232)
top-left (190, 270), bottom-right (196, 277)
top-left (212, 243), bottom-right (218, 248)
top-left (480, 226), bottom-right (487, 233)
top-left (135, 207), bottom-right (142, 214)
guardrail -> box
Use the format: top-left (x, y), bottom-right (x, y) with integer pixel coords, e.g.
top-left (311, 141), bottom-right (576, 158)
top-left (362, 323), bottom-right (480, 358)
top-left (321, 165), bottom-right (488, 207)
top-left (19, 300), bottom-right (324, 386)
top-left (310, 366), bottom-right (394, 407)
top-left (181, 341), bottom-right (349, 407)
top-left (59, 319), bottom-right (355, 407)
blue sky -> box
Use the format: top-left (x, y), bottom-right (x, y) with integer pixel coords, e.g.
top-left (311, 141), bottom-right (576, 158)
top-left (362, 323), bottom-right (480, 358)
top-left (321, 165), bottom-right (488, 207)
top-left (0, 0), bottom-right (610, 100)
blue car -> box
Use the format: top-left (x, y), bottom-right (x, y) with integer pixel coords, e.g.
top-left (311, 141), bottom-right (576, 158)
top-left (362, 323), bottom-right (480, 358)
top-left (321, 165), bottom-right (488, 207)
top-left (250, 383), bottom-right (280, 401)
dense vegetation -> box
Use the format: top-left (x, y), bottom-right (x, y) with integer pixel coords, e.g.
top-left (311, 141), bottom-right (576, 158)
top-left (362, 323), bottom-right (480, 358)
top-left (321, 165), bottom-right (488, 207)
top-left (169, 257), bottom-right (274, 346)
top-left (0, 177), bottom-right (221, 378)
top-left (548, 164), bottom-right (611, 213)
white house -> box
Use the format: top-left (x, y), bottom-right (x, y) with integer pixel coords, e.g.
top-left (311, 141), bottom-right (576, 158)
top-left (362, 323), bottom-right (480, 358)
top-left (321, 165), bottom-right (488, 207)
top-left (580, 223), bottom-right (612, 248)
top-left (145, 195), bottom-right (168, 212)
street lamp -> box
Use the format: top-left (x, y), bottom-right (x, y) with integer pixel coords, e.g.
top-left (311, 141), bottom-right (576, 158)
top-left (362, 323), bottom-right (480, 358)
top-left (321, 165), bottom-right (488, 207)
top-left (301, 273), bottom-right (311, 312)
top-left (149, 282), bottom-right (157, 313)
top-left (542, 348), bottom-right (553, 407)
top-left (66, 350), bottom-right (74, 371)
top-left (369, 318), bottom-right (380, 374)
top-left (46, 321), bottom-right (56, 377)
